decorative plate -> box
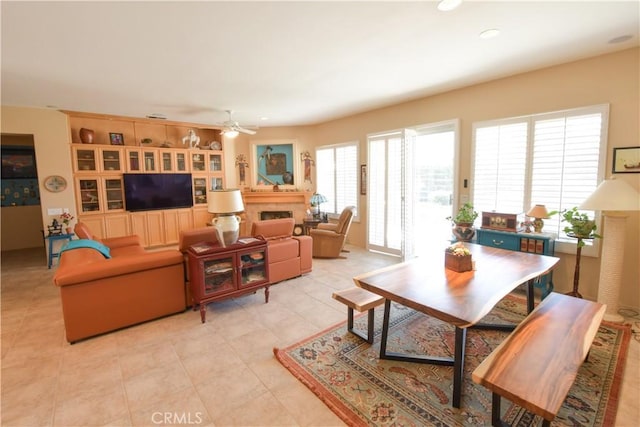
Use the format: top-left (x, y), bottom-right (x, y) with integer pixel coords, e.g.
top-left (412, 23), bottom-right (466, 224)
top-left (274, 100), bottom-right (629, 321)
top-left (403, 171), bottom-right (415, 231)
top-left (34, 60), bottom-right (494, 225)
top-left (44, 175), bottom-right (67, 192)
top-left (209, 141), bottom-right (222, 150)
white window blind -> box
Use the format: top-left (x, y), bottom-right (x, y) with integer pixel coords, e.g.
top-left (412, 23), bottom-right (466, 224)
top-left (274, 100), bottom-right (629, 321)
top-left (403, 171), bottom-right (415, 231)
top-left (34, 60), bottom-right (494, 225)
top-left (472, 105), bottom-right (608, 252)
top-left (316, 142), bottom-right (358, 217)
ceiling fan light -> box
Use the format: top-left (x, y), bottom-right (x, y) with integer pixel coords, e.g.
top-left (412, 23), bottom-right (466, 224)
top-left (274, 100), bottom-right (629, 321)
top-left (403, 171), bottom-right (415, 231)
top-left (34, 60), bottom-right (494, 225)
top-left (437, 0), bottom-right (462, 12)
top-left (223, 129), bottom-right (239, 138)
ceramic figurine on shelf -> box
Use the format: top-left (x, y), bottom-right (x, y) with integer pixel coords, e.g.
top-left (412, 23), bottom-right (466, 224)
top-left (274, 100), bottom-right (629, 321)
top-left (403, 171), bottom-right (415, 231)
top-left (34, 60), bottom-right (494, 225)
top-left (181, 129), bottom-right (200, 148)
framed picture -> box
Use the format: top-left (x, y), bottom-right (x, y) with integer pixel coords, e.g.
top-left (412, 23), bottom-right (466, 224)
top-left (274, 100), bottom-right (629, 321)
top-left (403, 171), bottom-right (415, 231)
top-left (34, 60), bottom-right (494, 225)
top-left (250, 140), bottom-right (300, 189)
top-left (360, 164), bottom-right (367, 195)
top-left (109, 133), bottom-right (124, 145)
top-left (1, 147), bottom-right (37, 179)
top-left (612, 146), bottom-right (640, 173)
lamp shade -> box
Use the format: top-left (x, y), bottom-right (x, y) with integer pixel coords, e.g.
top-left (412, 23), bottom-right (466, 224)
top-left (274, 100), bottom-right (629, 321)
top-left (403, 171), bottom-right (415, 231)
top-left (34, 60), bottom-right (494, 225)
top-left (526, 204), bottom-right (550, 218)
top-left (579, 177), bottom-right (640, 211)
top-left (310, 193), bottom-right (327, 205)
top-left (207, 189), bottom-right (244, 214)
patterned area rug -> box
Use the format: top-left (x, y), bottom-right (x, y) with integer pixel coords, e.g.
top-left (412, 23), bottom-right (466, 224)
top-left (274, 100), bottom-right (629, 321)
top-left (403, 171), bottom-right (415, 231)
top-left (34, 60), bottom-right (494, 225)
top-left (274, 296), bottom-right (630, 426)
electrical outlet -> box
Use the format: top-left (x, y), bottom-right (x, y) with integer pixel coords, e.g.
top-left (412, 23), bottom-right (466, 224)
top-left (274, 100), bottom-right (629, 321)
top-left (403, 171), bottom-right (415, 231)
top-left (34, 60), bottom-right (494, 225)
top-left (47, 208), bottom-right (63, 216)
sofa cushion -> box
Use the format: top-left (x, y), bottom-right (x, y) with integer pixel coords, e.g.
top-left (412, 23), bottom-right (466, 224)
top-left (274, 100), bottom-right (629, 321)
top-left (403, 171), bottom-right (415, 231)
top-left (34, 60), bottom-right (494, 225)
top-left (251, 218), bottom-right (294, 240)
top-left (61, 239), bottom-right (111, 258)
top-left (267, 239), bottom-right (299, 263)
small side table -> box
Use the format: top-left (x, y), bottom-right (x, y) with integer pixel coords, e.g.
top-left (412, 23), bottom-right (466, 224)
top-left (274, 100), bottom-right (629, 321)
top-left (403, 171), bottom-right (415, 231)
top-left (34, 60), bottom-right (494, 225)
top-left (303, 218), bottom-right (325, 235)
top-left (46, 233), bottom-right (74, 269)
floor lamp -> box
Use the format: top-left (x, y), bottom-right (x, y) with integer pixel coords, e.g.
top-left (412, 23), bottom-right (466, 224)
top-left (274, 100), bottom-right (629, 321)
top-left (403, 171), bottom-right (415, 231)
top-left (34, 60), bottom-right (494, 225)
top-left (579, 177), bottom-right (640, 322)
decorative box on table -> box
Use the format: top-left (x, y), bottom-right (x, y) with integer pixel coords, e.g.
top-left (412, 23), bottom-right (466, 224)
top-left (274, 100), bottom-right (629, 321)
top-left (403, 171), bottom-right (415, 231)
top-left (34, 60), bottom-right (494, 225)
top-left (445, 243), bottom-right (473, 272)
top-left (481, 211), bottom-right (525, 232)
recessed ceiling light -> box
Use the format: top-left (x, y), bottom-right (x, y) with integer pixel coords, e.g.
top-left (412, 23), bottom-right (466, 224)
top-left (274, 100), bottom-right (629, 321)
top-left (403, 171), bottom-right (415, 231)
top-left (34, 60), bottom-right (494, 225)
top-left (437, 0), bottom-right (462, 12)
top-left (608, 35), bottom-right (632, 44)
top-left (479, 29), bottom-right (500, 39)
top-left (260, 117), bottom-right (269, 121)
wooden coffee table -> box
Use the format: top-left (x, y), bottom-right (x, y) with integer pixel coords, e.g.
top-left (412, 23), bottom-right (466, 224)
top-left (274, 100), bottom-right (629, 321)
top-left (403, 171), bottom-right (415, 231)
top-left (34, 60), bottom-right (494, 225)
top-left (353, 243), bottom-right (560, 408)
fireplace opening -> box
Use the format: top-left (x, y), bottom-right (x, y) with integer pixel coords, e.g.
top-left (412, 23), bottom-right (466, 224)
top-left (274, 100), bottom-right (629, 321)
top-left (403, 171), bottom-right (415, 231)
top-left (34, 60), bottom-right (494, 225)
top-left (260, 211), bottom-right (293, 220)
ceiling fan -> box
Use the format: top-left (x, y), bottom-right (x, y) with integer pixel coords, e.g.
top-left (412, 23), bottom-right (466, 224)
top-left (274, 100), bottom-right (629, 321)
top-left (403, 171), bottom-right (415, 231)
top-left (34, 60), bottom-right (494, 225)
top-left (218, 110), bottom-right (257, 138)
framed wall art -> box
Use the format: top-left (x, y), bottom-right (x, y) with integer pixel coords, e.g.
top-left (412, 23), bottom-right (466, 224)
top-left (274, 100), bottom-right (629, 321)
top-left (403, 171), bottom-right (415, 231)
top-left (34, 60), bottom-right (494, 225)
top-left (612, 146), bottom-right (640, 173)
top-left (250, 140), bottom-right (300, 189)
top-left (109, 133), bottom-right (124, 145)
top-left (360, 164), bottom-right (367, 195)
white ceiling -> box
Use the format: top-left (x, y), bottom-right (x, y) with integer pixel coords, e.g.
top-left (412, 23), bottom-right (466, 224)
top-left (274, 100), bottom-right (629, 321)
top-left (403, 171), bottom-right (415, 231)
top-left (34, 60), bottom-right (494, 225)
top-left (2, 1), bottom-right (638, 128)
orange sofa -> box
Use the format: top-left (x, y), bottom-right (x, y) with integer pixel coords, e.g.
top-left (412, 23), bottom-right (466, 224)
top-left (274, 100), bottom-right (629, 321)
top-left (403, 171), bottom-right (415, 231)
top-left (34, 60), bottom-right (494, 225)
top-left (53, 223), bottom-right (185, 343)
top-left (251, 218), bottom-right (312, 284)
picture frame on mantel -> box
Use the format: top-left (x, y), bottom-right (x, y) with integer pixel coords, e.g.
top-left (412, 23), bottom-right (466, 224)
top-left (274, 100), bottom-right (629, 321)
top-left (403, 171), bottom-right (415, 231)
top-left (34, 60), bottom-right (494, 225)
top-left (250, 140), bottom-right (300, 190)
top-left (612, 146), bottom-right (640, 173)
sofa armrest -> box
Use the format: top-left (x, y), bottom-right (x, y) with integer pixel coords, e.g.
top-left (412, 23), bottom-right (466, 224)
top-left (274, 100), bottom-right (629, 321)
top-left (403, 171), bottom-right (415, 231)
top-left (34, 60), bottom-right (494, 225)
top-left (316, 222), bottom-right (338, 232)
top-left (101, 234), bottom-right (141, 249)
top-left (309, 228), bottom-right (344, 239)
top-left (54, 249), bottom-right (183, 287)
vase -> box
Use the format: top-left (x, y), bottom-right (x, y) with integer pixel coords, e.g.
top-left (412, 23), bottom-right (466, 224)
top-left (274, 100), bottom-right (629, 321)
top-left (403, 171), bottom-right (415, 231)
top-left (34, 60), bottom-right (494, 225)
top-left (282, 171), bottom-right (293, 184)
top-left (79, 128), bottom-right (95, 144)
top-left (452, 223), bottom-right (475, 242)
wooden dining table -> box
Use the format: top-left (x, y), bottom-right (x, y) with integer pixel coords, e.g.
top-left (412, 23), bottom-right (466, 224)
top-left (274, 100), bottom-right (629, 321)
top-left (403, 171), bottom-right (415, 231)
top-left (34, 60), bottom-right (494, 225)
top-left (352, 242), bottom-right (560, 408)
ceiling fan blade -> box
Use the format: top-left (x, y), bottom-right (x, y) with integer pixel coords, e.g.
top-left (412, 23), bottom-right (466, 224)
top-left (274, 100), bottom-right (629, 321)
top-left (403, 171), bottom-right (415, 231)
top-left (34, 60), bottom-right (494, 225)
top-left (238, 127), bottom-right (256, 135)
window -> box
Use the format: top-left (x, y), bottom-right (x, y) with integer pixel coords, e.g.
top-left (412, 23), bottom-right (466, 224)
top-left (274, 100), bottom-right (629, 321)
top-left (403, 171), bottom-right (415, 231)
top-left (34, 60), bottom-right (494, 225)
top-left (472, 104), bottom-right (608, 254)
top-left (315, 142), bottom-right (359, 218)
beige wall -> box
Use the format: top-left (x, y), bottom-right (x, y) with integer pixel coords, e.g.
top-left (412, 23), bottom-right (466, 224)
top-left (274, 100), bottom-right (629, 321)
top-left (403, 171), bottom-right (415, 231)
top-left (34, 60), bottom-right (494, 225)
top-left (1, 48), bottom-right (638, 310)
top-left (1, 107), bottom-right (74, 253)
top-left (309, 47), bottom-right (639, 309)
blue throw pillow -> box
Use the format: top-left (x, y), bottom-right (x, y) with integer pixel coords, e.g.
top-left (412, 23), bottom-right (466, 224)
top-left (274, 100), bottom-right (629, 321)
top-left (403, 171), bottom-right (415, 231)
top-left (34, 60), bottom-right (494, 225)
top-left (60, 239), bottom-right (111, 259)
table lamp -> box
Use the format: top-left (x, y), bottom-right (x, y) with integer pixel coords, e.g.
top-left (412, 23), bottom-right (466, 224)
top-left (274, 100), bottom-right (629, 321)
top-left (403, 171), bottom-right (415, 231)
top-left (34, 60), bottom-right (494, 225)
top-left (310, 193), bottom-right (327, 216)
top-left (208, 189), bottom-right (245, 247)
top-left (526, 204), bottom-right (550, 233)
top-left (579, 176), bottom-right (640, 322)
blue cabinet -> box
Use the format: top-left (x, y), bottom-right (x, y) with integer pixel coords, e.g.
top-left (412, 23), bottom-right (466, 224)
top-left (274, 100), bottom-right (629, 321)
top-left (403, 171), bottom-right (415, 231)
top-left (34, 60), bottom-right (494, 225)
top-left (476, 228), bottom-right (555, 299)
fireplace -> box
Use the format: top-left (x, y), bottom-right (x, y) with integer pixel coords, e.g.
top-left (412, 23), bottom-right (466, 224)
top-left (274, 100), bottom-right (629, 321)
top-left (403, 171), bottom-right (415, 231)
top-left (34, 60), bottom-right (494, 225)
top-left (260, 211), bottom-right (293, 220)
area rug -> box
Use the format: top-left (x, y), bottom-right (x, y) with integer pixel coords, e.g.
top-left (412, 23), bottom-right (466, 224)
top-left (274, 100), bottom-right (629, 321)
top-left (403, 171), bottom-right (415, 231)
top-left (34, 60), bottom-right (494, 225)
top-left (274, 296), bottom-right (630, 426)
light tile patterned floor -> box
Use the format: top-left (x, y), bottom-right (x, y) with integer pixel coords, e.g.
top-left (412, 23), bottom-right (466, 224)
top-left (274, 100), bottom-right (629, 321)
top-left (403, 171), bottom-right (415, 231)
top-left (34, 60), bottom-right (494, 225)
top-left (1, 246), bottom-right (638, 426)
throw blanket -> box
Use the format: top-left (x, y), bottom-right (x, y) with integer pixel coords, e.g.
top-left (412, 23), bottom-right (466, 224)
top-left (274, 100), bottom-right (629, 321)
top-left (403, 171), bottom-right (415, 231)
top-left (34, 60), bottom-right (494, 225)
top-left (60, 239), bottom-right (111, 259)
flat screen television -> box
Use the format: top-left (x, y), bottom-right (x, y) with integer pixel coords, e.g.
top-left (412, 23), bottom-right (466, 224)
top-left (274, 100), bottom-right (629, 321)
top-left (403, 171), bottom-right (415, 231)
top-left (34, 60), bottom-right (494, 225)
top-left (123, 173), bottom-right (193, 212)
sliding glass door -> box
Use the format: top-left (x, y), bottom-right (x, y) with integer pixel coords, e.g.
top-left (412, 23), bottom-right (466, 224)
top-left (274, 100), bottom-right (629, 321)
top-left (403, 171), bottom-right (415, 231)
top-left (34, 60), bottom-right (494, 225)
top-left (367, 121), bottom-right (457, 260)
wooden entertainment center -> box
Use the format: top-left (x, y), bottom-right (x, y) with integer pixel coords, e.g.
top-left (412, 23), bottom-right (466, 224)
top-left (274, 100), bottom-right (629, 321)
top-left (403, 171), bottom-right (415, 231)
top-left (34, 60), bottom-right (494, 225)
top-left (66, 111), bottom-right (225, 246)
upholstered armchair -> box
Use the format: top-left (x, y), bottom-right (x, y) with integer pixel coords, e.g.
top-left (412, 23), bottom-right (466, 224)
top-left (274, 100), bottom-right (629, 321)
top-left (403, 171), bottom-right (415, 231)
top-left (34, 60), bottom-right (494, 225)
top-left (310, 206), bottom-right (355, 258)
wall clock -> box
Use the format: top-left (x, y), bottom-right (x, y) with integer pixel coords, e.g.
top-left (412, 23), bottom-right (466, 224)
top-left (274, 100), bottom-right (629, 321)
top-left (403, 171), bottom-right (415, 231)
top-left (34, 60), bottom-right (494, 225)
top-left (43, 175), bottom-right (67, 192)
top-left (293, 224), bottom-right (304, 236)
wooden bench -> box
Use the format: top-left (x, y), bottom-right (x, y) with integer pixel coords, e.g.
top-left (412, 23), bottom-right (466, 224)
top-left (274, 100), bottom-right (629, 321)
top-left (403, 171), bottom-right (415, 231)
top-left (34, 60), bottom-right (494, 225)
top-left (332, 287), bottom-right (385, 343)
top-left (472, 292), bottom-right (605, 427)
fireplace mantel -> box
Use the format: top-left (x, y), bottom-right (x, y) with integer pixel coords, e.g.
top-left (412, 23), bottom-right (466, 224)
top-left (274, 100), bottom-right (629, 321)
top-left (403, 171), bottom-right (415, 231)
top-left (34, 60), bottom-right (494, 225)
top-left (240, 191), bottom-right (313, 235)
top-left (242, 191), bottom-right (312, 207)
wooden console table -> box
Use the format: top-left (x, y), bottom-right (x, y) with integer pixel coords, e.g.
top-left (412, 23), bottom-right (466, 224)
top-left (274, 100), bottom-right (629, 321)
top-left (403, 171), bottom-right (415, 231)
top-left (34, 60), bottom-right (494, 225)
top-left (187, 237), bottom-right (270, 322)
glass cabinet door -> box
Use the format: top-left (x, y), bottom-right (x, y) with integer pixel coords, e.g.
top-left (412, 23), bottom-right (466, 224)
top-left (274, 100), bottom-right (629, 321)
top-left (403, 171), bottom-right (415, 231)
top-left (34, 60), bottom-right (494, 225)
top-left (143, 150), bottom-right (157, 172)
top-left (193, 177), bottom-right (207, 205)
top-left (208, 153), bottom-right (223, 172)
top-left (101, 149), bottom-right (123, 173)
top-left (73, 148), bottom-right (98, 173)
top-left (176, 152), bottom-right (187, 172)
top-left (203, 255), bottom-right (236, 296)
top-left (161, 152), bottom-right (173, 172)
top-left (191, 153), bottom-right (206, 172)
top-left (77, 178), bottom-right (101, 213)
top-left (103, 177), bottom-right (125, 211)
top-left (210, 177), bottom-right (223, 191)
top-left (126, 149), bottom-right (142, 172)
top-left (239, 248), bottom-right (268, 288)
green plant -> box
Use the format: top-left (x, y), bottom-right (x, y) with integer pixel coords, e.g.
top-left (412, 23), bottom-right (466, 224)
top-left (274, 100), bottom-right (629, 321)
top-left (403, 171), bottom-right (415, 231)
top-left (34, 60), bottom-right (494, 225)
top-left (447, 202), bottom-right (479, 225)
top-left (561, 207), bottom-right (601, 247)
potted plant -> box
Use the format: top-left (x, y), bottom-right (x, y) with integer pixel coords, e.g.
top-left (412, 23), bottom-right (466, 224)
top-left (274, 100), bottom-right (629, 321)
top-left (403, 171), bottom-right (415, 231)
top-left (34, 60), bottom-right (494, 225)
top-left (561, 207), bottom-right (600, 247)
top-left (447, 202), bottom-right (479, 242)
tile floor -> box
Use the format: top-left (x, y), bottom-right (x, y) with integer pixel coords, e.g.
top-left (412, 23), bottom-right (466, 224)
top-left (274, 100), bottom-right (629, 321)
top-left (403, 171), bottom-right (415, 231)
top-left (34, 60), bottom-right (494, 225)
top-left (1, 245), bottom-right (638, 426)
